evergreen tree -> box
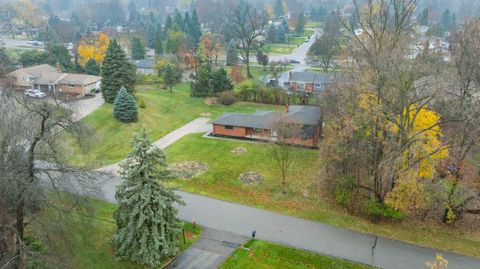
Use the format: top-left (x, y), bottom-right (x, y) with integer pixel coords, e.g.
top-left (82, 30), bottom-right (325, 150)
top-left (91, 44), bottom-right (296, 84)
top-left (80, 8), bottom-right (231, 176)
top-left (114, 127), bottom-right (182, 267)
top-left (274, 0), bottom-right (285, 17)
top-left (226, 41), bottom-right (239, 66)
top-left (267, 25), bottom-right (277, 43)
top-left (440, 9), bottom-right (451, 34)
top-left (295, 11), bottom-right (306, 33)
top-left (419, 7), bottom-right (429, 26)
top-left (130, 37), bottom-right (145, 60)
top-left (164, 15), bottom-right (173, 34)
top-left (84, 58), bottom-right (100, 75)
top-left (49, 44), bottom-right (74, 72)
top-left (184, 11), bottom-right (191, 33)
top-left (162, 64), bottom-right (180, 93)
top-left (276, 25), bottom-right (286, 43)
top-left (145, 22), bottom-right (156, 48)
top-left (101, 39), bottom-right (136, 103)
top-left (282, 18), bottom-right (290, 34)
top-left (190, 10), bottom-right (202, 46)
top-left (211, 68), bottom-right (233, 95)
top-left (190, 64), bottom-right (212, 97)
top-left (113, 87), bottom-right (138, 122)
top-left (174, 10), bottom-right (184, 31)
top-left (450, 12), bottom-right (457, 32)
top-left (154, 31), bottom-right (163, 55)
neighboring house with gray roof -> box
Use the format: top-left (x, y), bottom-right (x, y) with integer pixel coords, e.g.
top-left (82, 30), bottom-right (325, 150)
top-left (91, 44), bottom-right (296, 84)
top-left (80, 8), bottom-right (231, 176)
top-left (8, 64), bottom-right (57, 89)
top-left (133, 59), bottom-right (155, 75)
top-left (287, 71), bottom-right (336, 95)
top-left (212, 105), bottom-right (322, 147)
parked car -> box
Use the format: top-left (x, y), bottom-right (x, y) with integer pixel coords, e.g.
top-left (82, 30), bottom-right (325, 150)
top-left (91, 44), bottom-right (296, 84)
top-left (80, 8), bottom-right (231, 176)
top-left (289, 59), bottom-right (300, 64)
top-left (25, 89), bottom-right (46, 98)
top-left (27, 40), bottom-right (43, 46)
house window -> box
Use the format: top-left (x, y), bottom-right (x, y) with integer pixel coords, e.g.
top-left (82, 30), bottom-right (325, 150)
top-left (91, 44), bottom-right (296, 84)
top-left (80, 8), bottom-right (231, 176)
top-left (314, 83), bottom-right (322, 88)
top-left (22, 76), bottom-right (30, 82)
top-left (68, 84), bottom-right (75, 88)
top-left (299, 83), bottom-right (305, 89)
top-left (225, 126), bottom-right (234, 130)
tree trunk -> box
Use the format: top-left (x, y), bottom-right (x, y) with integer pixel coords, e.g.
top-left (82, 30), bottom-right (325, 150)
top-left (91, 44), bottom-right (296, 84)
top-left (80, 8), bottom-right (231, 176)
top-left (246, 45), bottom-right (252, 78)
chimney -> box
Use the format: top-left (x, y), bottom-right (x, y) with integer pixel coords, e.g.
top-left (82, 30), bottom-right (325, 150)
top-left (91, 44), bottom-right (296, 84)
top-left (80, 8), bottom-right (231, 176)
top-left (56, 62), bottom-right (61, 72)
top-left (285, 104), bottom-right (289, 113)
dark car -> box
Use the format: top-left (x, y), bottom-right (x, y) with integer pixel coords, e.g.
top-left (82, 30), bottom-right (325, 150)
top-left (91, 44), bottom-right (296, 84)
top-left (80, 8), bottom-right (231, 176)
top-left (289, 59), bottom-right (300, 64)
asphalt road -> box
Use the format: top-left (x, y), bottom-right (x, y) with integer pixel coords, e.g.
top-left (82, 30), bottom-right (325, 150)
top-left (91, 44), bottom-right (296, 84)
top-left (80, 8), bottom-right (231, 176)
top-left (269, 28), bottom-right (323, 71)
top-left (0, 36), bottom-right (43, 49)
top-left (96, 173), bottom-right (480, 269)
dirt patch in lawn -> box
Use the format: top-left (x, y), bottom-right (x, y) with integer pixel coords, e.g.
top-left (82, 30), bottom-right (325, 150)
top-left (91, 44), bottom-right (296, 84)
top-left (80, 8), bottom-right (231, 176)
top-left (169, 161), bottom-right (208, 179)
top-left (231, 147), bottom-right (247, 155)
top-left (239, 171), bottom-right (264, 185)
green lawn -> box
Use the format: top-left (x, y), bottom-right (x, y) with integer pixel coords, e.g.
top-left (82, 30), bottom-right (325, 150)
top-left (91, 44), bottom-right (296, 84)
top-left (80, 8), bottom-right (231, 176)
top-left (72, 83), bottom-right (280, 167)
top-left (165, 134), bottom-right (480, 257)
top-left (220, 240), bottom-right (373, 269)
top-left (306, 21), bottom-right (325, 28)
top-left (262, 44), bottom-right (297, 55)
top-left (36, 199), bottom-right (201, 269)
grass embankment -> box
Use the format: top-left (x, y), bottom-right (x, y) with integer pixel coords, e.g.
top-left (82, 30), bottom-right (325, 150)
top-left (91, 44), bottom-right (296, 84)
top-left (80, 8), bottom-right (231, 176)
top-left (54, 199), bottom-right (201, 269)
top-left (165, 133), bottom-right (480, 257)
top-left (220, 240), bottom-right (373, 269)
top-left (72, 83), bottom-right (280, 166)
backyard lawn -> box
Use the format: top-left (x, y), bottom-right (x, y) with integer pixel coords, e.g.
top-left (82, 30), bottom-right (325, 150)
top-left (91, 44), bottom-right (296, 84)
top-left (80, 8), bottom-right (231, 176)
top-left (220, 240), bottom-right (373, 269)
top-left (71, 83), bottom-right (280, 166)
top-left (165, 134), bottom-right (480, 257)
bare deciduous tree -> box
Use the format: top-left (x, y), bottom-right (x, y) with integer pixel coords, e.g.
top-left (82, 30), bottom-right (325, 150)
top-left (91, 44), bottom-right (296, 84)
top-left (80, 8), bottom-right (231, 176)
top-left (267, 115), bottom-right (302, 194)
top-left (230, 0), bottom-right (266, 78)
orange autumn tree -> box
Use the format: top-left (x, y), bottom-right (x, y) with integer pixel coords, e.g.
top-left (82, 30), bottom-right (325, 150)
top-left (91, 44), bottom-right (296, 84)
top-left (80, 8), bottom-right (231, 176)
top-left (77, 32), bottom-right (110, 66)
top-left (230, 64), bottom-right (245, 83)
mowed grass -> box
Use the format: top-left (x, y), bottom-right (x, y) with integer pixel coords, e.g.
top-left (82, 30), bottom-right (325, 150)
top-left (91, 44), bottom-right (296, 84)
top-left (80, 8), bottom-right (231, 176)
top-left (64, 199), bottom-right (201, 269)
top-left (262, 44), bottom-right (297, 55)
top-left (71, 83), bottom-right (280, 166)
top-left (220, 240), bottom-right (373, 269)
top-left (165, 134), bottom-right (480, 257)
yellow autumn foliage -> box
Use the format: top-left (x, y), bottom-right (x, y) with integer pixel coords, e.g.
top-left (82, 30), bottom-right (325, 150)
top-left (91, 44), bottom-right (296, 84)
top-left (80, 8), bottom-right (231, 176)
top-left (395, 106), bottom-right (448, 178)
top-left (385, 170), bottom-right (429, 214)
top-left (77, 32), bottom-right (110, 67)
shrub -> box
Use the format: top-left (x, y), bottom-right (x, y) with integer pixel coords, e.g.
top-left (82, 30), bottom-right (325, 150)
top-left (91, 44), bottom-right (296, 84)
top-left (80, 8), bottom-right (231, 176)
top-left (138, 98), bottom-right (146, 108)
top-left (365, 198), bottom-right (405, 221)
top-left (334, 176), bottom-right (355, 206)
top-left (217, 91), bottom-right (236, 106)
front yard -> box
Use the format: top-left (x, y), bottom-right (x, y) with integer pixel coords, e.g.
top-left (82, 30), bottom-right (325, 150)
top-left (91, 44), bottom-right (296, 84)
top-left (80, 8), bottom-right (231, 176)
top-left (71, 83), bottom-right (280, 166)
top-left (165, 134), bottom-right (480, 257)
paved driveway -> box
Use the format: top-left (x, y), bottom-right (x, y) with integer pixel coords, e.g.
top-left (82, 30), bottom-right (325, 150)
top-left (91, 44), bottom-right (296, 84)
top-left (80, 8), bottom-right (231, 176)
top-left (165, 228), bottom-right (248, 269)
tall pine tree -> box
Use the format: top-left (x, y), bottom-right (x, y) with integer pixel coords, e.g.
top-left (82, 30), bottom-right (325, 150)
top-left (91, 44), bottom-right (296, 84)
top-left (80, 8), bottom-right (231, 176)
top-left (130, 37), bottom-right (145, 60)
top-left (101, 39), bottom-right (136, 103)
top-left (114, 127), bottom-right (183, 267)
top-left (155, 31), bottom-right (163, 55)
top-left (226, 41), bottom-right (239, 66)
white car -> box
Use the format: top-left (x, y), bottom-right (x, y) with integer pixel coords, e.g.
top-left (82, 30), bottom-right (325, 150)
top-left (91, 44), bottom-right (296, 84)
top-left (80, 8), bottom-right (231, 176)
top-left (25, 89), bottom-right (46, 98)
top-left (27, 40), bottom-right (43, 46)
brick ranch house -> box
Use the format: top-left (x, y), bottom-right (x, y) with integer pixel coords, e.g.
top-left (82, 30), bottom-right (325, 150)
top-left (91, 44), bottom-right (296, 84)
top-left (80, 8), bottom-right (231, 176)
top-left (286, 71), bottom-right (336, 96)
top-left (8, 64), bottom-right (101, 97)
top-left (212, 105), bottom-right (323, 147)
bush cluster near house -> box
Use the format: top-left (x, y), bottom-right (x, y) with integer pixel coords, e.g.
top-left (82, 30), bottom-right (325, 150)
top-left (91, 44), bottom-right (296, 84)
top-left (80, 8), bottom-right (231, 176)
top-left (190, 64), bottom-right (233, 97)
